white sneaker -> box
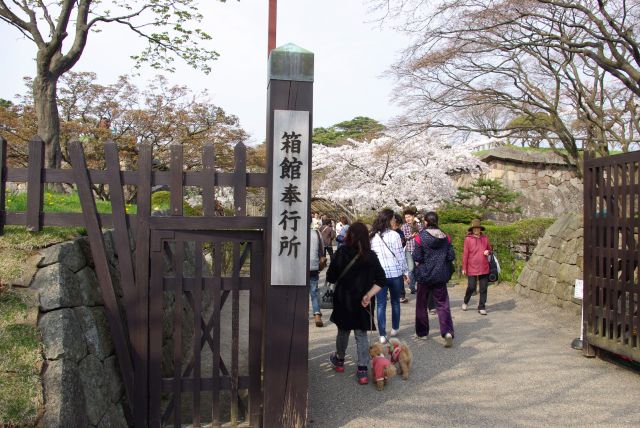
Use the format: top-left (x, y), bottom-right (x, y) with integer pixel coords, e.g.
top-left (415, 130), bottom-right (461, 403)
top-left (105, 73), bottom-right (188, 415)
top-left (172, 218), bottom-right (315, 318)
top-left (444, 333), bottom-right (453, 348)
top-left (461, 303), bottom-right (468, 311)
top-left (390, 329), bottom-right (398, 337)
top-left (479, 309), bottom-right (487, 315)
top-left (380, 336), bottom-right (387, 344)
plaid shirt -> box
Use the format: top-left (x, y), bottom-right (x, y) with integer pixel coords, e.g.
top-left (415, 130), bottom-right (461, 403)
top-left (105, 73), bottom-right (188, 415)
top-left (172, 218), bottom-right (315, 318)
top-left (371, 230), bottom-right (408, 278)
top-left (401, 221), bottom-right (423, 253)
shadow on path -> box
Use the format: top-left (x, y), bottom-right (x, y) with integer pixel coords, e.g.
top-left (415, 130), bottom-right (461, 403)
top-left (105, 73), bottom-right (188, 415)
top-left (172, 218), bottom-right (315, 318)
top-left (308, 282), bottom-right (640, 427)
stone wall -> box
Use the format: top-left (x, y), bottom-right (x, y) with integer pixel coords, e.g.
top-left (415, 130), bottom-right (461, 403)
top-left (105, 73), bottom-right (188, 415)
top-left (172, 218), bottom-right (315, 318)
top-left (454, 147), bottom-right (583, 220)
top-left (515, 213), bottom-right (583, 314)
top-left (29, 234), bottom-right (128, 428)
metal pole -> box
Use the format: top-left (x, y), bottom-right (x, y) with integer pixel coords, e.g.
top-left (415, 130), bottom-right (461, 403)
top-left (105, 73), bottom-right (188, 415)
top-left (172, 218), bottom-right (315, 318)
top-left (268, 0), bottom-right (277, 56)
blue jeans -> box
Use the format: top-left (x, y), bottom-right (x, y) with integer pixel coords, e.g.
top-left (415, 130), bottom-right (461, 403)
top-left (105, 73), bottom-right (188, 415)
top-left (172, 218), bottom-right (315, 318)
top-left (405, 251), bottom-right (416, 293)
top-left (376, 276), bottom-right (403, 337)
top-left (309, 272), bottom-right (320, 315)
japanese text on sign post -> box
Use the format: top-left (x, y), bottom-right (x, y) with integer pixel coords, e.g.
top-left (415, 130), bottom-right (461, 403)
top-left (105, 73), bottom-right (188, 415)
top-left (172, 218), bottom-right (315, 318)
top-left (270, 110), bottom-right (310, 285)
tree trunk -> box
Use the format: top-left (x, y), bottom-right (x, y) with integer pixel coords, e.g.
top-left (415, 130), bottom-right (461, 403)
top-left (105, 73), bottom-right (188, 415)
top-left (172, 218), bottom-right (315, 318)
top-left (33, 75), bottom-right (62, 169)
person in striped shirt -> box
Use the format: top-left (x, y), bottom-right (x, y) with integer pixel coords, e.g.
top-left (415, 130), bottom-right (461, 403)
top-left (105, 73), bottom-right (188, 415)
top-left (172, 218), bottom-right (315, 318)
top-left (370, 208), bottom-right (409, 343)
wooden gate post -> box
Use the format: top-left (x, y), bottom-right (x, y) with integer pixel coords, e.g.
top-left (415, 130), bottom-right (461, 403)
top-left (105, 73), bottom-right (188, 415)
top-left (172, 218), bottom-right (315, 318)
top-left (263, 43), bottom-right (314, 427)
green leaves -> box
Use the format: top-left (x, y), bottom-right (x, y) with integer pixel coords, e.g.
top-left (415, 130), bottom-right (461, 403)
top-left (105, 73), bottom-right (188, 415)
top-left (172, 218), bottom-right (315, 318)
top-left (450, 178), bottom-right (522, 219)
top-left (313, 116), bottom-right (385, 146)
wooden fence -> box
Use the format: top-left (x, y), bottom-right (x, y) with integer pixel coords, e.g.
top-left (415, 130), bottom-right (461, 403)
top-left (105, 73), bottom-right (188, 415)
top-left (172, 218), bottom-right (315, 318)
top-left (583, 151), bottom-right (640, 362)
top-left (0, 136), bottom-right (268, 426)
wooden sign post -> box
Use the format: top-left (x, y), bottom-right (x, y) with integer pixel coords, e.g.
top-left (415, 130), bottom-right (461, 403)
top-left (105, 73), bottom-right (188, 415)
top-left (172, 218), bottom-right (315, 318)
top-left (264, 43), bottom-right (314, 427)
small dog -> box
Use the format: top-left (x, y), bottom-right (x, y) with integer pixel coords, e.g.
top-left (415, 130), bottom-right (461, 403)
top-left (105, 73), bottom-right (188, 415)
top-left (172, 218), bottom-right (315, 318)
top-left (385, 338), bottom-right (413, 380)
top-left (369, 342), bottom-right (397, 390)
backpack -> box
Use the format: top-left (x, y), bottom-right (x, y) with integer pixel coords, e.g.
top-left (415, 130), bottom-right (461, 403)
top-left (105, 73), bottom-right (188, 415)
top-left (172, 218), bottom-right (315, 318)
top-left (415, 231), bottom-right (456, 281)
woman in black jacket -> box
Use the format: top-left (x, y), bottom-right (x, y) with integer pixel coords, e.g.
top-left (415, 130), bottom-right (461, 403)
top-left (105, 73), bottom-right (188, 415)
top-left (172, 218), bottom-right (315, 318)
top-left (327, 221), bottom-right (387, 385)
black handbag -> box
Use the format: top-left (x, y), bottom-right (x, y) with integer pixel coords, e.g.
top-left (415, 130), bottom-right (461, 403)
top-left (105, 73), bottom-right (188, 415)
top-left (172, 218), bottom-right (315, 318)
top-left (488, 254), bottom-right (499, 283)
top-left (319, 255), bottom-right (359, 310)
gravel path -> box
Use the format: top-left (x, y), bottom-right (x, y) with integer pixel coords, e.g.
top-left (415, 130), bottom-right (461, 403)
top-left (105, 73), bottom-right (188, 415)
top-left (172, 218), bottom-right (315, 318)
top-left (308, 281), bottom-right (640, 427)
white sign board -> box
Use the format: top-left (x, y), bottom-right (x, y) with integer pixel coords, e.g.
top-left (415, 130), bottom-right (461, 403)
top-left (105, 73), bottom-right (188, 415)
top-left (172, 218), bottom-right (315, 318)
top-left (574, 279), bottom-right (583, 300)
top-left (270, 110), bottom-right (310, 286)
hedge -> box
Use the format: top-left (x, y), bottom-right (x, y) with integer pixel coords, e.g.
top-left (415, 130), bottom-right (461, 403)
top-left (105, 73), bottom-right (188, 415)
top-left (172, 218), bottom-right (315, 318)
top-left (441, 217), bottom-right (555, 283)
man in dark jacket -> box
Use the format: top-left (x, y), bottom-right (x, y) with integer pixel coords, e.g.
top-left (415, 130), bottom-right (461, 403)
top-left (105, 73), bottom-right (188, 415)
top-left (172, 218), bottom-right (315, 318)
top-left (412, 211), bottom-right (455, 347)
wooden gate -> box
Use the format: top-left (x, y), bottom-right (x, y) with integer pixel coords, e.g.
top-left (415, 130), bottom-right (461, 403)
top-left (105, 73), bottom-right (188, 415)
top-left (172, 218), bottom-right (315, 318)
top-left (148, 228), bottom-right (263, 427)
top-left (0, 137), bottom-right (268, 426)
top-left (583, 151), bottom-right (640, 361)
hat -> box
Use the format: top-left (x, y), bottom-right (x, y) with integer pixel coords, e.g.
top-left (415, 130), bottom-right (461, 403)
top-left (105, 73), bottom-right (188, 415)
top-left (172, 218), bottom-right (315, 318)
top-left (468, 219), bottom-right (485, 232)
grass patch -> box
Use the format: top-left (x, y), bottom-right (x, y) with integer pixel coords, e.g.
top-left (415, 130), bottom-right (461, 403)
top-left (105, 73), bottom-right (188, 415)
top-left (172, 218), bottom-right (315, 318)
top-left (5, 190), bottom-right (136, 214)
top-left (0, 226), bottom-right (86, 286)
top-left (0, 287), bottom-right (43, 426)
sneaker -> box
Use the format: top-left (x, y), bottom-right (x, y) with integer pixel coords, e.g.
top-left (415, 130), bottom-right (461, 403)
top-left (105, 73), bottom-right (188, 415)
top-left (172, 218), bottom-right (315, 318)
top-left (400, 297), bottom-right (409, 304)
top-left (356, 368), bottom-right (369, 385)
top-left (379, 336), bottom-right (387, 344)
top-left (329, 352), bottom-right (345, 372)
top-left (429, 309), bottom-right (436, 315)
top-left (479, 309), bottom-right (487, 315)
top-left (444, 333), bottom-right (453, 348)
top-left (461, 303), bottom-right (468, 311)
top-left (414, 334), bottom-right (428, 340)
top-left (390, 329), bottom-right (398, 337)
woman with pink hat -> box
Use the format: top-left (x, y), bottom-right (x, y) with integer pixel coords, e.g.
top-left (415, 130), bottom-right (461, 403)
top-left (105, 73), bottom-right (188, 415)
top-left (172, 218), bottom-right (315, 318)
top-left (462, 219), bottom-right (493, 315)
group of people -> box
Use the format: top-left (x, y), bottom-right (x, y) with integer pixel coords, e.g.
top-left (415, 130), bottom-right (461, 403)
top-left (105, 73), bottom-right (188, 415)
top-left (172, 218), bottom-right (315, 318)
top-left (308, 208), bottom-right (493, 385)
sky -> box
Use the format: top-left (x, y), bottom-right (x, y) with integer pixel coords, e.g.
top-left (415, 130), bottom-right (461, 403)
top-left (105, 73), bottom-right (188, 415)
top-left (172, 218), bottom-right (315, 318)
top-left (0, 0), bottom-right (411, 145)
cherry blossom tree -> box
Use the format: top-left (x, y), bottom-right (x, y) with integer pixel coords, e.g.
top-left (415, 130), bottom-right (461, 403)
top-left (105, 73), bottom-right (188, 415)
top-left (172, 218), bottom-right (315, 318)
top-left (312, 132), bottom-right (486, 215)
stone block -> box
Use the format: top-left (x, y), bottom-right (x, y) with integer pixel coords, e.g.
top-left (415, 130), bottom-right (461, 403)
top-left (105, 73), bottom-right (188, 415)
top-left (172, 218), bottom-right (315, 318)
top-left (78, 354), bottom-right (111, 426)
top-left (103, 355), bottom-right (125, 403)
top-left (32, 264), bottom-right (83, 312)
top-left (96, 403), bottom-right (128, 428)
top-left (38, 241), bottom-right (86, 272)
top-left (39, 309), bottom-right (87, 362)
top-left (103, 230), bottom-right (118, 267)
top-left (42, 359), bottom-right (88, 428)
top-left (76, 267), bottom-right (104, 306)
top-left (74, 307), bottom-right (114, 361)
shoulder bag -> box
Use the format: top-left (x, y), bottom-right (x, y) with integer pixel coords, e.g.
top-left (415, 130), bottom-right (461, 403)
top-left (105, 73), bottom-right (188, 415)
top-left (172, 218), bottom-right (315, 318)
top-left (320, 254), bottom-right (359, 310)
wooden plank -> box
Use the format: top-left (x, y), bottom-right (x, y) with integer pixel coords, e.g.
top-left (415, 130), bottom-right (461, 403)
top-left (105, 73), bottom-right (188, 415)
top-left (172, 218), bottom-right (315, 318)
top-left (234, 143), bottom-right (247, 217)
top-left (5, 167), bottom-right (269, 188)
top-left (170, 144), bottom-right (184, 217)
top-left (203, 145), bottom-right (217, 216)
top-left (612, 164), bottom-right (620, 341)
top-left (149, 216), bottom-right (267, 230)
top-left (134, 143), bottom-right (152, 427)
top-left (104, 141), bottom-right (137, 346)
top-left (193, 241), bottom-right (203, 427)
top-left (162, 277), bottom-right (257, 292)
top-left (68, 141), bottom-right (134, 407)
top-left (0, 137), bottom-right (6, 235)
top-left (3, 211), bottom-right (137, 229)
top-left (211, 242), bottom-right (222, 428)
top-left (586, 150), bottom-right (640, 168)
top-left (230, 243), bottom-right (240, 425)
top-left (173, 241), bottom-right (184, 427)
top-left (248, 240), bottom-right (264, 427)
top-left (148, 241), bottom-right (165, 427)
top-left (161, 376), bottom-right (251, 391)
top-left (263, 79), bottom-right (312, 428)
top-left (26, 137), bottom-right (44, 231)
top-left (621, 162), bottom-right (629, 344)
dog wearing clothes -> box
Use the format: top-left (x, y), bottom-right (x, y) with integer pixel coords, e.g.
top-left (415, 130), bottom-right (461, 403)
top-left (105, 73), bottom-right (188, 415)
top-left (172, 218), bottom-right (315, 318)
top-left (369, 342), bottom-right (398, 390)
